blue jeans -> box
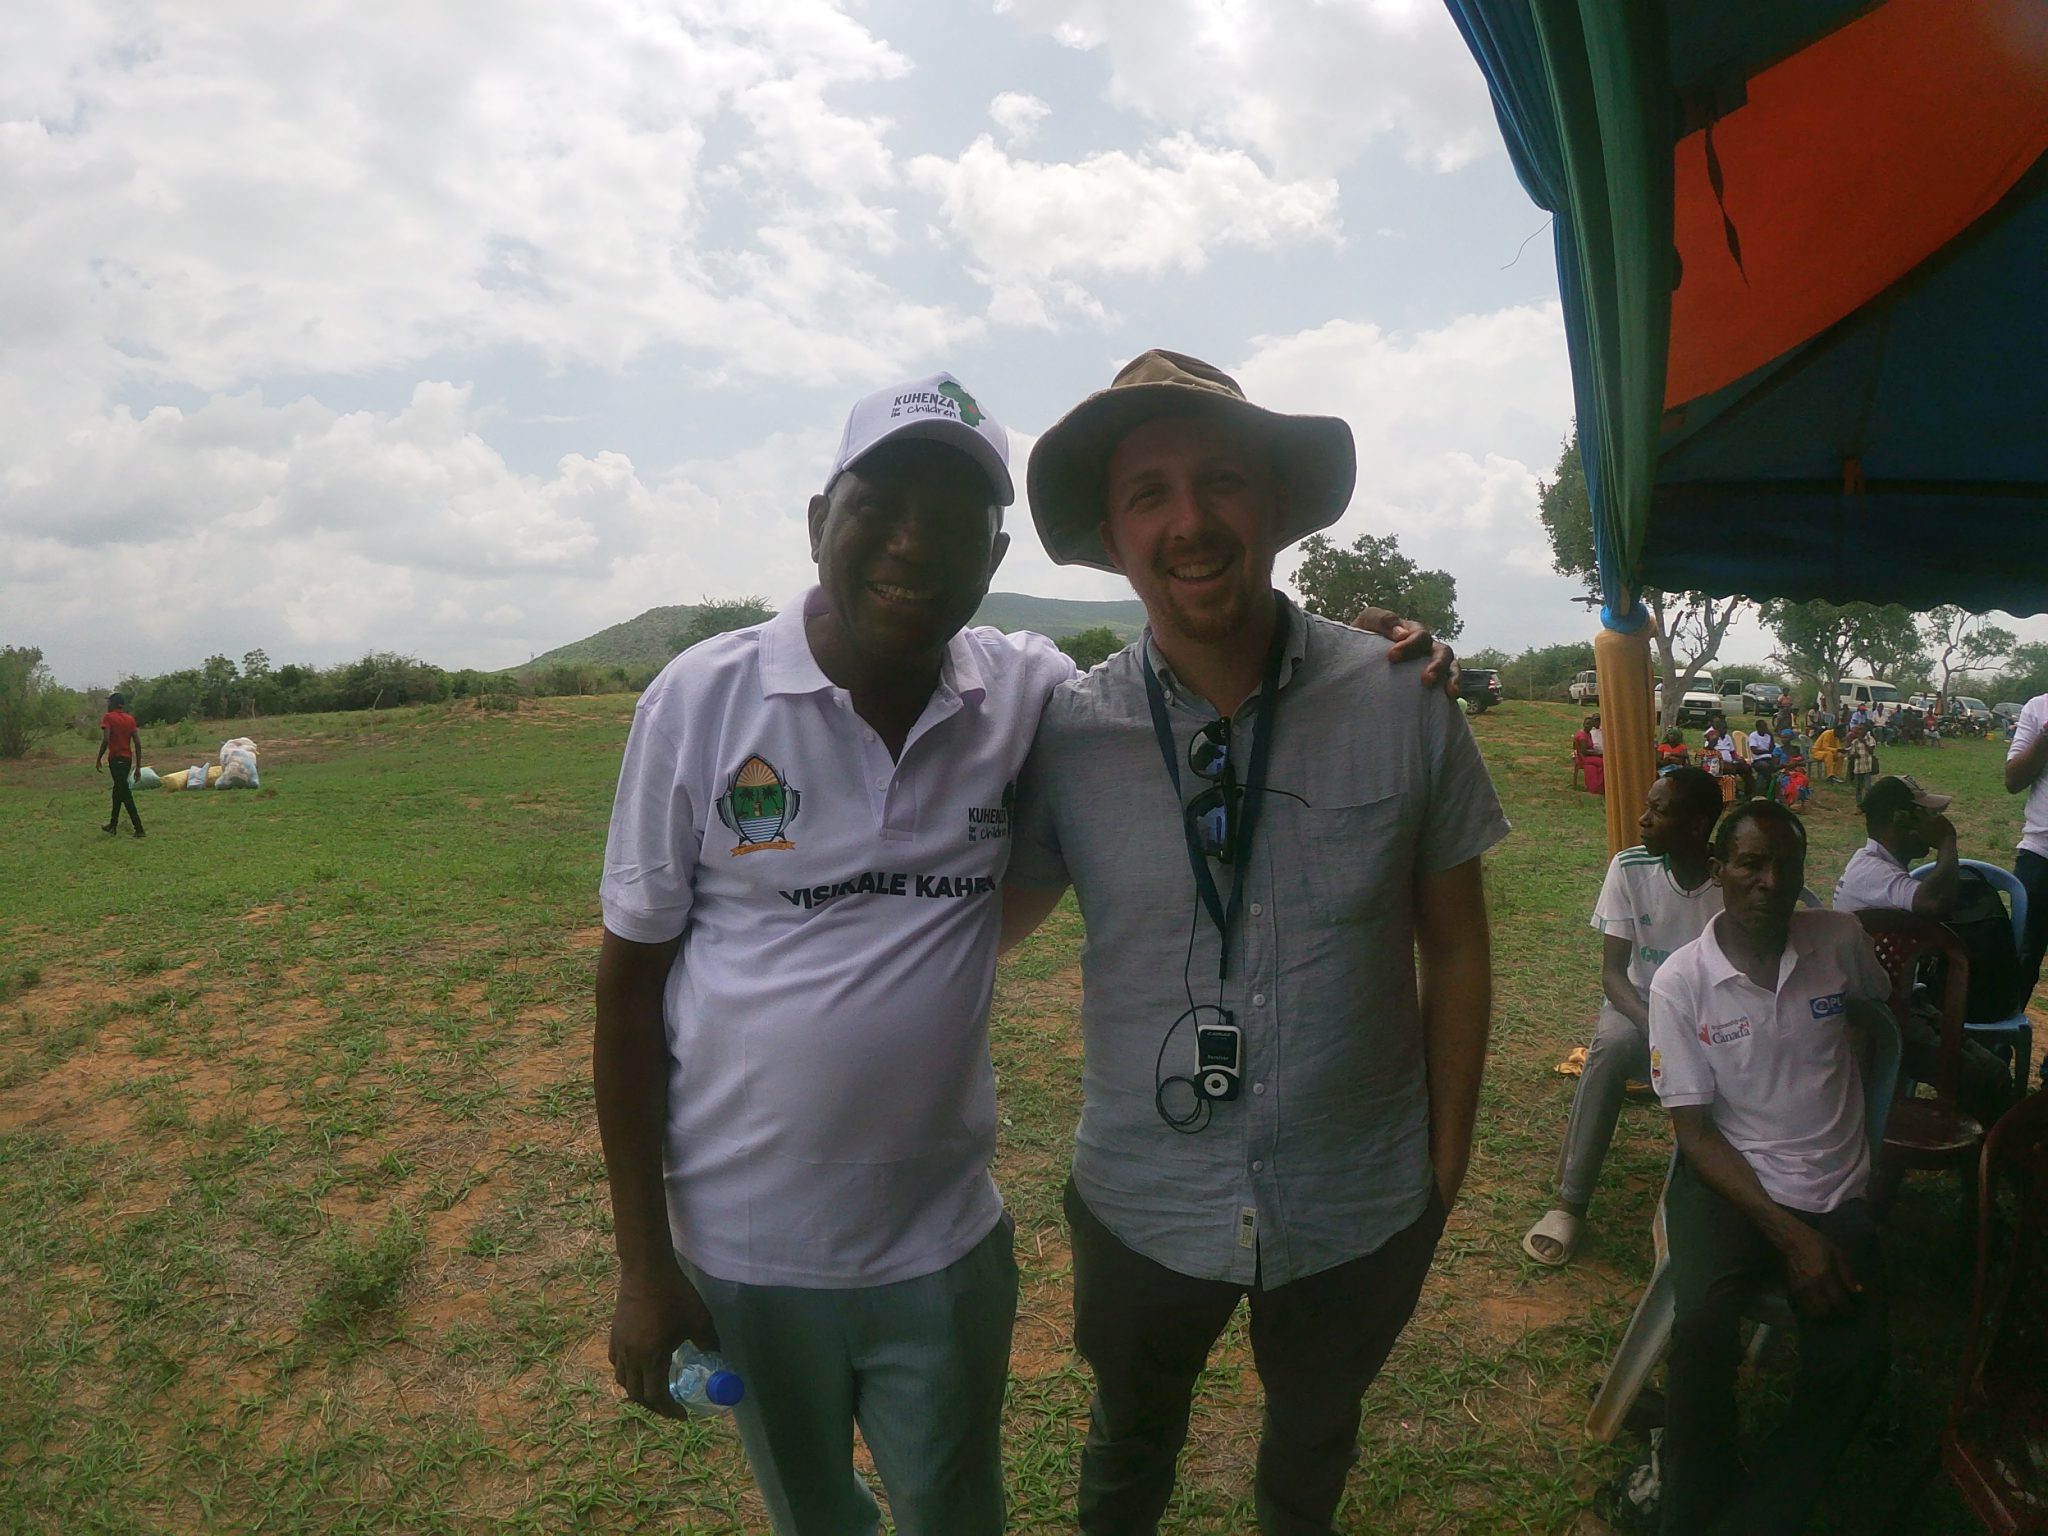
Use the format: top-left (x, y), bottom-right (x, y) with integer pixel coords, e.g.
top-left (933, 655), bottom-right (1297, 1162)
top-left (682, 1215), bottom-right (1017, 1536)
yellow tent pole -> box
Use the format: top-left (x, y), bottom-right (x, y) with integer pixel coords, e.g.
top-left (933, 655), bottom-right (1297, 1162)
top-left (1594, 622), bottom-right (1656, 857)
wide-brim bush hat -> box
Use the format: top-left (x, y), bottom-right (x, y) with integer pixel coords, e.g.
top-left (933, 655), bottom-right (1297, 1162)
top-left (1026, 348), bottom-right (1355, 572)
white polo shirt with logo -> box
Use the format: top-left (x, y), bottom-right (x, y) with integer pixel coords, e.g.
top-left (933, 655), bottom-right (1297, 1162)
top-left (600, 590), bottom-right (1075, 1288)
top-left (1648, 909), bottom-right (1892, 1212)
top-left (1592, 845), bottom-right (1724, 1000)
top-left (2012, 694), bottom-right (2048, 859)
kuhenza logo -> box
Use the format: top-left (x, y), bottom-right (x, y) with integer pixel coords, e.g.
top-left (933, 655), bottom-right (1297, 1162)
top-left (888, 382), bottom-right (985, 426)
top-left (968, 780), bottom-right (1015, 843)
top-left (1699, 1016), bottom-right (1753, 1047)
top-left (1810, 991), bottom-right (1846, 1019)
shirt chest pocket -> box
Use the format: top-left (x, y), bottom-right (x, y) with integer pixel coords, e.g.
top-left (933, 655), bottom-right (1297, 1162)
top-left (1280, 793), bottom-right (1407, 924)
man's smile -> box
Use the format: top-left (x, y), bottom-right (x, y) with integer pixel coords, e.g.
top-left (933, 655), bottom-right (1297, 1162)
top-left (866, 580), bottom-right (939, 605)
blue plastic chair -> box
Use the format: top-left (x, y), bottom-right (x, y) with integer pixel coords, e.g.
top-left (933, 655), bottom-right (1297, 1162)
top-left (1908, 858), bottom-right (2033, 1087)
top-left (1585, 1001), bottom-right (1901, 1442)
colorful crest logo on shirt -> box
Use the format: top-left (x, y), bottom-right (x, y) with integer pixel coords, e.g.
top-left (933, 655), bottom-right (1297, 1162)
top-left (716, 754), bottom-right (802, 855)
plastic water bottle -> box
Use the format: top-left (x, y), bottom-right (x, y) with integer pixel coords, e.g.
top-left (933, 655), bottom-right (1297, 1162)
top-left (668, 1342), bottom-right (745, 1416)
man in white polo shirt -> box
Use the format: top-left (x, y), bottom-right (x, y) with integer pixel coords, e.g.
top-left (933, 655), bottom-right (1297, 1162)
top-left (2007, 692), bottom-right (2048, 1039)
top-left (1833, 773), bottom-right (2012, 1124)
top-left (593, 375), bottom-right (1074, 1535)
top-left (1649, 800), bottom-right (1894, 1535)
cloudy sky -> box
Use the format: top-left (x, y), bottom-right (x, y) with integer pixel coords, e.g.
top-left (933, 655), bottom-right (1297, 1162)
top-left (11, 0), bottom-right (1997, 688)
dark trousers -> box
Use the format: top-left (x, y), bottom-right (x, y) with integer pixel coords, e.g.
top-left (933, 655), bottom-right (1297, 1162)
top-left (1899, 1002), bottom-right (2015, 1126)
top-left (1065, 1177), bottom-right (1443, 1536)
top-left (1661, 1163), bottom-right (1888, 1536)
top-left (2017, 850), bottom-right (2048, 1032)
top-left (106, 757), bottom-right (143, 833)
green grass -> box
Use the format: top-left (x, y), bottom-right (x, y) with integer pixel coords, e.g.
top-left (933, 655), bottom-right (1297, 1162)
top-left (0, 695), bottom-right (2027, 1532)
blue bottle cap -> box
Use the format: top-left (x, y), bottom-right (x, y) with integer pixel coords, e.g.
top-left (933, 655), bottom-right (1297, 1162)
top-left (706, 1370), bottom-right (745, 1407)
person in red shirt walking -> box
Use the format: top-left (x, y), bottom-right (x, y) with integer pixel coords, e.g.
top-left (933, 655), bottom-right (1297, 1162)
top-left (96, 693), bottom-right (145, 837)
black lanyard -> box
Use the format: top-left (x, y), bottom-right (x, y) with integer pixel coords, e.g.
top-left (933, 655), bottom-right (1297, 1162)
top-left (1141, 597), bottom-right (1290, 981)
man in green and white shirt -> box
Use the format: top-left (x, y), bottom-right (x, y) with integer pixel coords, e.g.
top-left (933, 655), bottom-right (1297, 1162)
top-left (1524, 767), bottom-right (1723, 1267)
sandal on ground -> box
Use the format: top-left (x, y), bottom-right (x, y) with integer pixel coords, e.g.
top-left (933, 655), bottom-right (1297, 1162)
top-left (1522, 1208), bottom-right (1582, 1267)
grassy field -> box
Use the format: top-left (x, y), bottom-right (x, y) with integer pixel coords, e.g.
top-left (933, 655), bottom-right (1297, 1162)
top-left (1, 696), bottom-right (2034, 1533)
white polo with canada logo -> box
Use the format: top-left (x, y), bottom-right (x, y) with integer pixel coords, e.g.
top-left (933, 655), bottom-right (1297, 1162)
top-left (1647, 907), bottom-right (1893, 1213)
top-left (600, 588), bottom-right (1074, 1288)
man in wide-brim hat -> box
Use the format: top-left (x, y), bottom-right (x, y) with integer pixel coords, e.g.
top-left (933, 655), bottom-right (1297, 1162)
top-left (1003, 350), bottom-right (1508, 1535)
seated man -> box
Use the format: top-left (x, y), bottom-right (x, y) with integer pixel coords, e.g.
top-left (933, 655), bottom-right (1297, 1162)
top-left (1831, 774), bottom-right (2014, 1124)
top-left (1574, 715), bottom-right (1605, 793)
top-left (1524, 768), bottom-right (1722, 1266)
top-left (1810, 724), bottom-right (1844, 783)
top-left (1746, 719), bottom-right (1780, 802)
top-left (1651, 801), bottom-right (1893, 1535)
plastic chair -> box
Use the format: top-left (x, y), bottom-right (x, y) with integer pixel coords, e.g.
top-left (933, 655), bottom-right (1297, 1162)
top-left (1856, 909), bottom-right (1988, 1183)
top-left (1942, 1085), bottom-right (2048, 1531)
top-left (1909, 858), bottom-right (2033, 1090)
top-left (1585, 1001), bottom-right (1900, 1442)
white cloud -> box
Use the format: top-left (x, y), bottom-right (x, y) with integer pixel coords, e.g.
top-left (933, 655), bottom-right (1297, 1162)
top-left (0, 382), bottom-right (845, 681)
top-left (1230, 303), bottom-right (1587, 651)
top-left (989, 91), bottom-right (1052, 145)
top-left (907, 133), bottom-right (1338, 321)
top-left (0, 0), bottom-right (969, 403)
top-left (993, 0), bottom-right (1499, 176)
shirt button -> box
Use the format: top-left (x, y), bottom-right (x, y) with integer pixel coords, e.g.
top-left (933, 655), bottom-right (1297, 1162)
top-left (864, 728), bottom-right (875, 742)
top-left (1250, 902), bottom-right (1263, 916)
top-left (1253, 1082), bottom-right (1266, 1095)
top-left (1252, 1160), bottom-right (1264, 1172)
top-left (1252, 993), bottom-right (1266, 1007)
top-left (874, 778), bottom-right (887, 791)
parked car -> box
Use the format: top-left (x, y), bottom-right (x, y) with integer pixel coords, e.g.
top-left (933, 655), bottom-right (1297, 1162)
top-left (1568, 669), bottom-right (1599, 706)
top-left (1994, 701), bottom-right (2024, 725)
top-left (1459, 666), bottom-right (1504, 714)
top-left (1906, 693), bottom-right (1938, 716)
top-left (1952, 696), bottom-right (1994, 725)
top-left (1745, 682), bottom-right (1788, 714)
top-left (1673, 674), bottom-right (1721, 727)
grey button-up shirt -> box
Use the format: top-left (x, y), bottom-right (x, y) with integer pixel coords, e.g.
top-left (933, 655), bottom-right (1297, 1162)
top-left (1010, 604), bottom-right (1509, 1285)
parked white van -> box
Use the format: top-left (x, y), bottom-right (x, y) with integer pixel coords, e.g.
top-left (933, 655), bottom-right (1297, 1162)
top-left (1837, 676), bottom-right (1904, 716)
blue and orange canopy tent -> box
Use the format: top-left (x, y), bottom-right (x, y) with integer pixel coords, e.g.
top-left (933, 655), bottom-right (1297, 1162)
top-left (1443, 0), bottom-right (2048, 843)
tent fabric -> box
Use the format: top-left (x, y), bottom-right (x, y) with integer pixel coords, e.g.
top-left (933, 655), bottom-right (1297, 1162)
top-left (1666, 0), bottom-right (2048, 409)
top-left (1444, 0), bottom-right (2048, 618)
top-left (1445, 0), bottom-right (1673, 626)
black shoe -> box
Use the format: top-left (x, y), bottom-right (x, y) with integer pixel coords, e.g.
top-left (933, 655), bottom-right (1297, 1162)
top-left (102, 823), bottom-right (117, 835)
top-left (131, 828), bottom-right (145, 839)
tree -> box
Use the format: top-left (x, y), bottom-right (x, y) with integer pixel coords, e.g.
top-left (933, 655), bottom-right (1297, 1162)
top-left (1761, 599), bottom-right (1921, 712)
top-left (0, 646), bottom-right (75, 759)
top-left (1921, 606), bottom-right (2015, 701)
top-left (1291, 533), bottom-right (1461, 641)
top-left (1057, 626), bottom-right (1125, 670)
top-left (670, 597), bottom-right (774, 656)
top-left (1535, 431), bottom-right (1747, 727)
top-left (1848, 605), bottom-right (1926, 683)
top-left (1991, 642), bottom-right (2048, 706)
top-left (199, 654), bottom-right (239, 718)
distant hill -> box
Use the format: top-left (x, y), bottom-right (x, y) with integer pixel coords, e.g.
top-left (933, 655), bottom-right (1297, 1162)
top-left (511, 592), bottom-right (1148, 675)
top-left (511, 604), bottom-right (700, 673)
top-left (969, 592), bottom-right (1147, 640)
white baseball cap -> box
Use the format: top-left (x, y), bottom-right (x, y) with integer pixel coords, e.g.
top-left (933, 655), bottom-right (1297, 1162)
top-left (825, 373), bottom-right (1014, 507)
